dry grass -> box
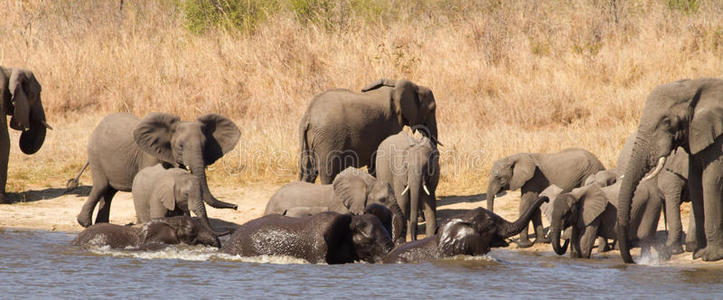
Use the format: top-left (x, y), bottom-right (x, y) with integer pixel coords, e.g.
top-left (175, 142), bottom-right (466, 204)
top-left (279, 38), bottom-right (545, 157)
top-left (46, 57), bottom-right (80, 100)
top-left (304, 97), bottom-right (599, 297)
top-left (1, 0), bottom-right (722, 197)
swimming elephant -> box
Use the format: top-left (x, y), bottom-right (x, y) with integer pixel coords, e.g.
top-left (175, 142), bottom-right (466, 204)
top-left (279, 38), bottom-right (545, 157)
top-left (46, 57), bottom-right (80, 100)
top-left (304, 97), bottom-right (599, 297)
top-left (0, 67), bottom-right (51, 203)
top-left (264, 167), bottom-right (406, 244)
top-left (299, 78), bottom-right (439, 184)
top-left (74, 112), bottom-right (240, 228)
top-left (384, 196), bottom-right (550, 263)
top-left (486, 148), bottom-right (605, 247)
top-left (72, 216), bottom-right (221, 249)
top-left (221, 211), bottom-right (394, 264)
top-left (375, 131), bottom-right (440, 241)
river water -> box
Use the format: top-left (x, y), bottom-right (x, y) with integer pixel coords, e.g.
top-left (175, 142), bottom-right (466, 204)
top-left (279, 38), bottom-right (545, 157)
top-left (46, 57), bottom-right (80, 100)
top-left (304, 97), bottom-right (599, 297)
top-left (1, 229), bottom-right (721, 298)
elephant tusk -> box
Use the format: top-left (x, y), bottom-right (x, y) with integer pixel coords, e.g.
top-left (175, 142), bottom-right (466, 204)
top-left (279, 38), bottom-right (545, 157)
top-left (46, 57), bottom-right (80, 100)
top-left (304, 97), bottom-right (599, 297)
top-left (643, 156), bottom-right (666, 181)
top-left (423, 183), bottom-right (431, 195)
top-left (41, 121), bottom-right (53, 130)
top-left (401, 185), bottom-right (410, 196)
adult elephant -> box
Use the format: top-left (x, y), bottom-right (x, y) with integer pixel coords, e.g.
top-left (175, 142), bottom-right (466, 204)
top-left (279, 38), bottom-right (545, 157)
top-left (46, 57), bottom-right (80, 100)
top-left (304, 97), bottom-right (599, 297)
top-left (486, 148), bottom-right (605, 247)
top-left (264, 167), bottom-right (405, 244)
top-left (298, 78), bottom-right (439, 184)
top-left (618, 78), bottom-right (723, 263)
top-left (221, 211), bottom-right (394, 264)
top-left (0, 67), bottom-right (51, 203)
top-left (75, 112), bottom-right (240, 228)
top-left (384, 196), bottom-right (549, 263)
top-left (72, 216), bottom-right (221, 249)
top-left (376, 131), bottom-right (440, 240)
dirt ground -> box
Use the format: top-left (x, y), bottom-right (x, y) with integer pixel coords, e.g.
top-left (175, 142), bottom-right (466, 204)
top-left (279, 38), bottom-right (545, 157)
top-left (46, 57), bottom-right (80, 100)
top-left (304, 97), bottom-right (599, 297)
top-left (0, 181), bottom-right (719, 266)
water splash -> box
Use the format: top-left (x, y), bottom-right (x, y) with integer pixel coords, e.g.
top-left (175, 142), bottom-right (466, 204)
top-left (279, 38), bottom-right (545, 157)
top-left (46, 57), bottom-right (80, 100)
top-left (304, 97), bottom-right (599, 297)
top-left (87, 245), bottom-right (313, 264)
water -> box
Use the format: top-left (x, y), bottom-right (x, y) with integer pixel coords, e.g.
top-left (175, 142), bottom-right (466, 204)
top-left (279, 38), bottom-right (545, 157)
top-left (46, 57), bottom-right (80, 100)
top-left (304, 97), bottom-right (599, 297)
top-left (1, 229), bottom-right (721, 298)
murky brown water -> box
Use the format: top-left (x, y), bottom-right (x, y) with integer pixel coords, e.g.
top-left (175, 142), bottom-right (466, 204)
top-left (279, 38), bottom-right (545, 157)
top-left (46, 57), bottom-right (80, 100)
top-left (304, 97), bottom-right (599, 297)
top-left (1, 229), bottom-right (721, 298)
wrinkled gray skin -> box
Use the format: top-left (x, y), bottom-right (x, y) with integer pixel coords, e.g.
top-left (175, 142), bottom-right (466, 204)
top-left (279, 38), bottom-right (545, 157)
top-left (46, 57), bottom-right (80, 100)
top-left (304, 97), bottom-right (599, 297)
top-left (486, 148), bottom-right (605, 247)
top-left (618, 133), bottom-right (692, 255)
top-left (0, 67), bottom-right (51, 203)
top-left (384, 196), bottom-right (549, 263)
top-left (299, 78), bottom-right (439, 184)
top-left (75, 112), bottom-right (240, 228)
top-left (617, 78), bottom-right (723, 263)
top-left (547, 181), bottom-right (663, 259)
top-left (376, 131), bottom-right (440, 241)
top-left (264, 167), bottom-right (406, 244)
top-left (584, 169), bottom-right (619, 187)
top-left (72, 216), bottom-right (221, 249)
top-left (221, 211), bottom-right (394, 264)
top-left (132, 164), bottom-right (216, 233)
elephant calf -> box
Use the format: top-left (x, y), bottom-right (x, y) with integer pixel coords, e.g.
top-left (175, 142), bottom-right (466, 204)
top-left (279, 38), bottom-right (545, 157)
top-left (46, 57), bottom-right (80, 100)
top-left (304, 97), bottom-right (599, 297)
top-left (72, 216), bottom-right (221, 249)
top-left (384, 196), bottom-right (550, 263)
top-left (221, 211), bottom-right (394, 264)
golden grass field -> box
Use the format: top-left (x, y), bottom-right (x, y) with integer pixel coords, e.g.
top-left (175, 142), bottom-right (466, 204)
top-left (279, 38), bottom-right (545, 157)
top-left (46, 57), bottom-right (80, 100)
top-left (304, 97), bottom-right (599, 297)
top-left (1, 0), bottom-right (722, 199)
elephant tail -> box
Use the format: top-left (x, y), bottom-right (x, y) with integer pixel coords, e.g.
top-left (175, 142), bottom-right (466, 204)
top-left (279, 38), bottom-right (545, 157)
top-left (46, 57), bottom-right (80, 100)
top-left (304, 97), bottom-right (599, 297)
top-left (298, 113), bottom-right (316, 182)
top-left (65, 161), bottom-right (89, 193)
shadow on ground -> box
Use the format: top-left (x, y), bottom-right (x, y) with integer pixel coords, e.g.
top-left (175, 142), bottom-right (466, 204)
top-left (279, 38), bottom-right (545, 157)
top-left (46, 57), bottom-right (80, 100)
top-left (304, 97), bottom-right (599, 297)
top-left (438, 192), bottom-right (506, 207)
top-left (4, 185), bottom-right (91, 204)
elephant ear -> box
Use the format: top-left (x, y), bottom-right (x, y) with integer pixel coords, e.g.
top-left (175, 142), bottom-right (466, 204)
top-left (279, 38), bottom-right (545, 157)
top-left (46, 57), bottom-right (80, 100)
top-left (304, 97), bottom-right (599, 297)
top-left (360, 78), bottom-right (395, 92)
top-left (8, 69), bottom-right (30, 131)
top-left (664, 148), bottom-right (688, 179)
top-left (688, 94), bottom-right (723, 154)
top-left (540, 185), bottom-right (563, 223)
top-left (133, 113), bottom-right (181, 164)
top-left (17, 72), bottom-right (46, 155)
top-left (333, 169), bottom-right (369, 214)
top-left (392, 79), bottom-right (419, 127)
top-left (579, 185), bottom-right (608, 226)
top-left (198, 114), bottom-right (241, 165)
top-left (153, 175), bottom-right (177, 212)
top-left (509, 154), bottom-right (536, 191)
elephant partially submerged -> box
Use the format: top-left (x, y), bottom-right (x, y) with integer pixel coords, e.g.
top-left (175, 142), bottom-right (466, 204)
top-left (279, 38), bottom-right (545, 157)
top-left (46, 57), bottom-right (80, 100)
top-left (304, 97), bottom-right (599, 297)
top-left (75, 112), bottom-right (240, 229)
top-left (384, 196), bottom-right (550, 263)
top-left (299, 78), bottom-right (439, 184)
top-left (617, 78), bottom-right (723, 263)
top-left (0, 67), bottom-right (51, 203)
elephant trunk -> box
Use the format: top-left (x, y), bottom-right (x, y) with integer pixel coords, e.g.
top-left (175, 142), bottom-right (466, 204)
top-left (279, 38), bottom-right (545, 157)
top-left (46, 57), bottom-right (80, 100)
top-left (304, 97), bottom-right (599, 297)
top-left (617, 136), bottom-right (655, 264)
top-left (408, 175), bottom-right (422, 241)
top-left (550, 199), bottom-right (570, 255)
top-left (387, 201), bottom-right (407, 245)
top-left (188, 184), bottom-right (227, 236)
top-left (486, 183), bottom-right (500, 212)
top-left (499, 196), bottom-right (549, 237)
top-left (186, 147), bottom-right (237, 210)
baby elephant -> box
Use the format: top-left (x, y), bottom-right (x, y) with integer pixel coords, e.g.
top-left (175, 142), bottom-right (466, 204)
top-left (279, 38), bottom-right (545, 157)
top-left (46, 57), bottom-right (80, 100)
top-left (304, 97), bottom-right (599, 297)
top-left (384, 196), bottom-right (550, 263)
top-left (132, 164), bottom-right (218, 232)
top-left (72, 216), bottom-right (221, 249)
top-left (221, 211), bottom-right (394, 264)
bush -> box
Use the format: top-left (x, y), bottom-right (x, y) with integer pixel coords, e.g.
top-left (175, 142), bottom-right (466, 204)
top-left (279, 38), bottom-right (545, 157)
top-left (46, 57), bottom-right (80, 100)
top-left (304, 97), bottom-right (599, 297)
top-left (181, 0), bottom-right (278, 33)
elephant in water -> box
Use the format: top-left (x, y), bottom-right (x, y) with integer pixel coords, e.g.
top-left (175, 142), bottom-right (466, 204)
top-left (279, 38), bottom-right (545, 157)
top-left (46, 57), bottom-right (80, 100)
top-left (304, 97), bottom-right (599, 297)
top-left (72, 216), bottom-right (221, 249)
top-left (375, 131), bottom-right (440, 240)
top-left (384, 196), bottom-right (550, 263)
top-left (617, 78), bottom-right (722, 263)
top-left (221, 211), bottom-right (394, 264)
top-left (264, 167), bottom-right (405, 244)
top-left (0, 67), bottom-right (52, 203)
top-left (299, 78), bottom-right (439, 184)
top-left (73, 112), bottom-right (240, 229)
top-left (486, 148), bottom-right (605, 247)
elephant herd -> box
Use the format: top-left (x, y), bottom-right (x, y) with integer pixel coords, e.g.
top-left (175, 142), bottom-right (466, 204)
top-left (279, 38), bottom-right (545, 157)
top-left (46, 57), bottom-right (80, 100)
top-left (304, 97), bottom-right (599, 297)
top-left (1, 67), bottom-right (721, 264)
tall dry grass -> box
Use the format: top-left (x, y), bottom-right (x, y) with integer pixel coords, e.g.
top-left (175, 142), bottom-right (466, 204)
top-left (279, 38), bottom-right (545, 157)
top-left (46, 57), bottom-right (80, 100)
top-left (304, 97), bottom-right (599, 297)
top-left (1, 0), bottom-right (722, 197)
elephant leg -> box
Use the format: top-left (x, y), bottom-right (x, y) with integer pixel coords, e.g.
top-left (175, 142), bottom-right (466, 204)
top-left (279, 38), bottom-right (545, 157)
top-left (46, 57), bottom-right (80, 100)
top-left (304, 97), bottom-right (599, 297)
top-left (423, 193), bottom-right (437, 237)
top-left (689, 156), bottom-right (707, 254)
top-left (597, 237), bottom-right (610, 253)
top-left (694, 151), bottom-right (723, 262)
top-left (570, 226), bottom-right (582, 258)
top-left (516, 201), bottom-right (533, 248)
top-left (580, 223), bottom-right (600, 259)
top-left (519, 191), bottom-right (546, 245)
top-left (685, 211), bottom-right (697, 252)
top-left (0, 123), bottom-right (8, 203)
top-left (661, 174), bottom-right (685, 254)
top-left (94, 188), bottom-right (118, 224)
top-left (77, 170), bottom-right (111, 227)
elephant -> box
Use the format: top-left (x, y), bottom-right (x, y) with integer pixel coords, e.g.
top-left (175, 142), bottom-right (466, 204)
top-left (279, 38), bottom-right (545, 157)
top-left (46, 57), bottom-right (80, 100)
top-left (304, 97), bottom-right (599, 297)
top-left (616, 78), bottom-right (722, 263)
top-left (375, 131), bottom-right (440, 241)
top-left (618, 132), bottom-right (693, 255)
top-left (584, 169), bottom-right (619, 187)
top-left (72, 216), bottom-right (221, 249)
top-left (132, 164), bottom-right (216, 233)
top-left (74, 112), bottom-right (240, 228)
top-left (486, 148), bottom-right (605, 247)
top-left (0, 67), bottom-right (51, 203)
top-left (383, 195), bottom-right (550, 263)
top-left (264, 167), bottom-right (406, 244)
top-left (221, 211), bottom-right (394, 264)
top-left (298, 78), bottom-right (439, 184)
top-left (545, 181), bottom-right (664, 259)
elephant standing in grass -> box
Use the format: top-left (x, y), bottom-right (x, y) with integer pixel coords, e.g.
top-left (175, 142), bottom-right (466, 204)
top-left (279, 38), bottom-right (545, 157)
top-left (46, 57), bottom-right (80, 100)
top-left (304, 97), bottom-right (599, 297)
top-left (75, 112), bottom-right (240, 229)
top-left (376, 131), bottom-right (440, 241)
top-left (299, 78), bottom-right (439, 184)
top-left (617, 78), bottom-right (722, 262)
top-left (0, 67), bottom-right (51, 203)
top-left (486, 148), bottom-right (605, 247)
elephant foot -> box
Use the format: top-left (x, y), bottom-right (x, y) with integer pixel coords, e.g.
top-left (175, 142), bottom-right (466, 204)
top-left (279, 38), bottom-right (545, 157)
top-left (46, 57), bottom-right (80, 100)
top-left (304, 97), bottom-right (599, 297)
top-left (684, 242), bottom-right (696, 253)
top-left (517, 239), bottom-right (534, 248)
top-left (536, 235), bottom-right (550, 244)
top-left (667, 244), bottom-right (684, 255)
top-left (0, 193), bottom-right (8, 204)
top-left (77, 213), bottom-right (93, 228)
top-left (693, 246), bottom-right (723, 262)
